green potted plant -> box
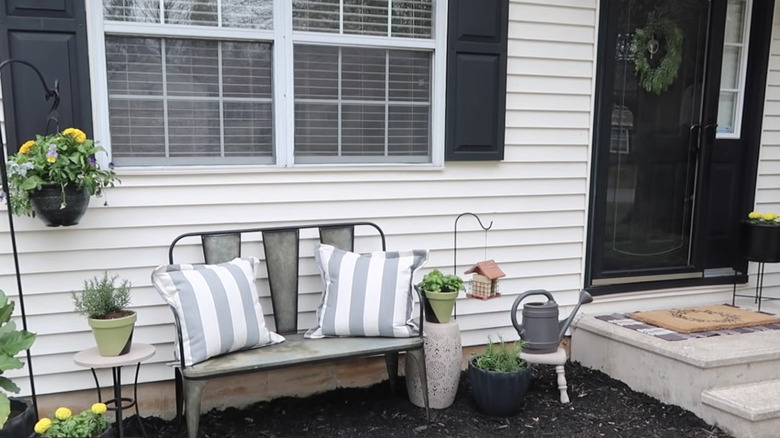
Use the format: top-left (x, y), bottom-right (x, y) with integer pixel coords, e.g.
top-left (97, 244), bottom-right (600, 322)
top-left (72, 273), bottom-right (135, 357)
top-left (0, 289), bottom-right (37, 436)
top-left (33, 403), bottom-right (111, 437)
top-left (468, 336), bottom-right (531, 416)
top-left (415, 269), bottom-right (464, 324)
top-left (6, 127), bottom-right (118, 226)
top-left (740, 211), bottom-right (780, 263)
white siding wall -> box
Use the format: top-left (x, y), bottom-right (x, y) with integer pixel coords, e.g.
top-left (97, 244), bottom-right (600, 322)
top-left (753, 5), bottom-right (780, 296)
top-left (0, 0), bottom-right (776, 399)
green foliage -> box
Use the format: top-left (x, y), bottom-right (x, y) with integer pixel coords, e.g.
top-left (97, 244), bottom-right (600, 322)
top-left (0, 290), bottom-right (36, 429)
top-left (417, 269), bottom-right (464, 293)
top-left (629, 14), bottom-right (683, 94)
top-left (7, 128), bottom-right (118, 217)
top-left (37, 404), bottom-right (109, 438)
top-left (72, 273), bottom-right (132, 319)
top-left (474, 336), bottom-right (527, 373)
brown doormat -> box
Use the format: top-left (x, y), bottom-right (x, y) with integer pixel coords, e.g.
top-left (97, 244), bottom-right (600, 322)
top-left (630, 304), bottom-right (780, 334)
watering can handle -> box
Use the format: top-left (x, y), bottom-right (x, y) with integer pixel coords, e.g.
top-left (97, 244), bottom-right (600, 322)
top-left (510, 289), bottom-right (555, 335)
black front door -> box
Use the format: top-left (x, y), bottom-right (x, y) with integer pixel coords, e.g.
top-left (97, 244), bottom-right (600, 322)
top-left (591, 0), bottom-right (717, 284)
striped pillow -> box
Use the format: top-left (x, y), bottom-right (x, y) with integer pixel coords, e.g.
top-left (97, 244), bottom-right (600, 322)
top-left (306, 244), bottom-right (429, 339)
top-left (152, 257), bottom-right (284, 366)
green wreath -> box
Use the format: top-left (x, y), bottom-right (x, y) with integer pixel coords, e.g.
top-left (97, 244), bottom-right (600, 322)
top-left (629, 16), bottom-right (683, 94)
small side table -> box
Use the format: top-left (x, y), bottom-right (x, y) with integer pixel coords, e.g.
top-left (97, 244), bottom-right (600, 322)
top-left (74, 343), bottom-right (155, 438)
top-left (520, 347), bottom-right (569, 403)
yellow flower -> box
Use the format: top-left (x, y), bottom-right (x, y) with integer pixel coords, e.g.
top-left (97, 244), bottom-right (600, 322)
top-left (34, 418), bottom-right (52, 434)
top-left (54, 407), bottom-right (72, 420)
top-left (763, 212), bottom-right (778, 221)
top-left (91, 402), bottom-right (107, 414)
top-left (18, 140), bottom-right (34, 155)
top-left (63, 127), bottom-right (87, 143)
top-left (748, 211), bottom-right (762, 219)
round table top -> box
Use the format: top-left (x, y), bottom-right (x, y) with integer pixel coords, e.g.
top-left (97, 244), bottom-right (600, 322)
top-left (74, 343), bottom-right (155, 368)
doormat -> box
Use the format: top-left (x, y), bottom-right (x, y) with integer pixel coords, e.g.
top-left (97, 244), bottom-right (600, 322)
top-left (631, 304), bottom-right (780, 333)
top-left (596, 307), bottom-right (780, 341)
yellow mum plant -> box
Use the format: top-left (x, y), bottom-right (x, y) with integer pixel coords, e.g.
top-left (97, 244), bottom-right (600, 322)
top-left (746, 211), bottom-right (780, 226)
top-left (34, 403), bottom-right (109, 437)
top-left (6, 128), bottom-right (118, 217)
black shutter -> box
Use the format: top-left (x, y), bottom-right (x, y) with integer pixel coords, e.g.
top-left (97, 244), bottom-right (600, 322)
top-left (445, 0), bottom-right (509, 161)
top-left (0, 0), bottom-right (92, 152)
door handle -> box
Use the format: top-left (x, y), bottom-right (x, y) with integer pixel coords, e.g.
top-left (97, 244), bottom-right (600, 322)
top-left (689, 123), bottom-right (702, 153)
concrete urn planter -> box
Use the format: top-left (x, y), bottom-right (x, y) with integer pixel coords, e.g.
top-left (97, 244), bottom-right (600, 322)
top-left (405, 319), bottom-right (462, 409)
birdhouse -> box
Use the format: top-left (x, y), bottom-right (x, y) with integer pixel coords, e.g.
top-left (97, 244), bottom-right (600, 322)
top-left (464, 260), bottom-right (505, 300)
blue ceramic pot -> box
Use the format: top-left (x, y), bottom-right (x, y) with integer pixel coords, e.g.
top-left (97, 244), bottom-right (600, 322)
top-left (468, 357), bottom-right (531, 416)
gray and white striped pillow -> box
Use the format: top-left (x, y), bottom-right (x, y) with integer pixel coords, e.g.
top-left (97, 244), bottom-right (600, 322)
top-left (152, 257), bottom-right (284, 366)
top-left (306, 244), bottom-right (429, 339)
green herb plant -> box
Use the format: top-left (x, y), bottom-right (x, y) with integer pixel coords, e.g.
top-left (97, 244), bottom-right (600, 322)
top-left (72, 273), bottom-right (132, 319)
top-left (417, 269), bottom-right (464, 293)
top-left (0, 289), bottom-right (36, 428)
top-left (474, 336), bottom-right (527, 373)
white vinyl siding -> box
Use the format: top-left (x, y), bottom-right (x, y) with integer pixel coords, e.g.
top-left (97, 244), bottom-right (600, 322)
top-left (750, 5), bottom-right (780, 302)
top-left (2, 0), bottom-right (777, 411)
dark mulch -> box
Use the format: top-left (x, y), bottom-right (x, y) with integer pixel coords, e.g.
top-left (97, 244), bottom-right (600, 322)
top-left (121, 361), bottom-right (731, 437)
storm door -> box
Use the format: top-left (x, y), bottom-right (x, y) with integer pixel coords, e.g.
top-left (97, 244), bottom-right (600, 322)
top-left (589, 0), bottom-right (720, 285)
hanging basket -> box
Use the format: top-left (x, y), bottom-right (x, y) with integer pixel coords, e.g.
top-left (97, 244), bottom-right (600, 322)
top-left (28, 184), bottom-right (90, 227)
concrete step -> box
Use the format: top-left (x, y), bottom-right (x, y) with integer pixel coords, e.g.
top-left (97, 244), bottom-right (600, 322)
top-left (702, 380), bottom-right (780, 438)
top-left (571, 315), bottom-right (780, 420)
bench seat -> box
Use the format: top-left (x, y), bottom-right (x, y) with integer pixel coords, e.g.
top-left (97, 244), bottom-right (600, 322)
top-left (181, 333), bottom-right (424, 380)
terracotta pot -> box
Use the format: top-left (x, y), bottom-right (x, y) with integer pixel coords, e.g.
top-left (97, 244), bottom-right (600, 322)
top-left (739, 221), bottom-right (780, 263)
top-left (28, 184), bottom-right (90, 227)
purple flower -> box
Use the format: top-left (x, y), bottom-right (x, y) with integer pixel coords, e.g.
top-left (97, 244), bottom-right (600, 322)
top-left (46, 149), bottom-right (58, 163)
top-left (87, 157), bottom-right (96, 166)
top-left (108, 162), bottom-right (115, 169)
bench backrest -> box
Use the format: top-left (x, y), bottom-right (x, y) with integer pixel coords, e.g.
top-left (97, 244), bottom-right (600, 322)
top-left (167, 222), bottom-right (386, 335)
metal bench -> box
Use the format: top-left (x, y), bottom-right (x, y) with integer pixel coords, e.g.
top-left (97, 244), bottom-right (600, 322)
top-left (164, 221), bottom-right (429, 438)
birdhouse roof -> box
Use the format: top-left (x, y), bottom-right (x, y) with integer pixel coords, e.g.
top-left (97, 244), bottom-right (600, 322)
top-left (464, 260), bottom-right (505, 280)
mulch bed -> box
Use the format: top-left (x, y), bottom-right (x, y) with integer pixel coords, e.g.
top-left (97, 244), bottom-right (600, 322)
top-left (121, 361), bottom-right (731, 437)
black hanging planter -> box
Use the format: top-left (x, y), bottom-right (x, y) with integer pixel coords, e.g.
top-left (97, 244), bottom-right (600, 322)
top-left (739, 221), bottom-right (780, 263)
top-left (468, 357), bottom-right (531, 416)
top-left (0, 398), bottom-right (36, 438)
top-left (28, 184), bottom-right (89, 227)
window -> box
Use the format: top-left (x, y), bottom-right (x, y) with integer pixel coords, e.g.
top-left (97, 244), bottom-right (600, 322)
top-left (97, 0), bottom-right (440, 166)
top-left (717, 0), bottom-right (752, 138)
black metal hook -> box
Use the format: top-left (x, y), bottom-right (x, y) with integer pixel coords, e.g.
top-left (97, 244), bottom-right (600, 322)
top-left (0, 57), bottom-right (58, 419)
top-left (452, 212), bottom-right (495, 319)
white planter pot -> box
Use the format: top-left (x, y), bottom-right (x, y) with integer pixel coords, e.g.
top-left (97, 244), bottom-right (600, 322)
top-left (405, 319), bottom-right (462, 409)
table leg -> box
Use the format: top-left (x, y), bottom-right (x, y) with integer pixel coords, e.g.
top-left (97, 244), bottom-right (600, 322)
top-left (90, 368), bottom-right (102, 403)
top-left (133, 362), bottom-right (148, 438)
top-left (113, 366), bottom-right (124, 438)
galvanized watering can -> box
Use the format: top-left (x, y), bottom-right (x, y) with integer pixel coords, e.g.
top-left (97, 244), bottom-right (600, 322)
top-left (510, 289), bottom-right (593, 354)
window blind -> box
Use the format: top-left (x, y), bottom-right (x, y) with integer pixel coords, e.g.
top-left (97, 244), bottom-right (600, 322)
top-left (292, 0), bottom-right (432, 38)
top-left (106, 36), bottom-right (273, 163)
top-left (294, 44), bottom-right (430, 160)
top-left (103, 0), bottom-right (273, 29)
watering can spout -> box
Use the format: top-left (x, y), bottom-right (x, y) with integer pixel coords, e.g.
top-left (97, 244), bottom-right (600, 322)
top-left (558, 290), bottom-right (593, 340)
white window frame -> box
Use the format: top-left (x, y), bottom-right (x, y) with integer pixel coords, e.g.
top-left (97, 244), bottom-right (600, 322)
top-left (716, 0), bottom-right (752, 139)
top-left (86, 0), bottom-right (447, 169)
